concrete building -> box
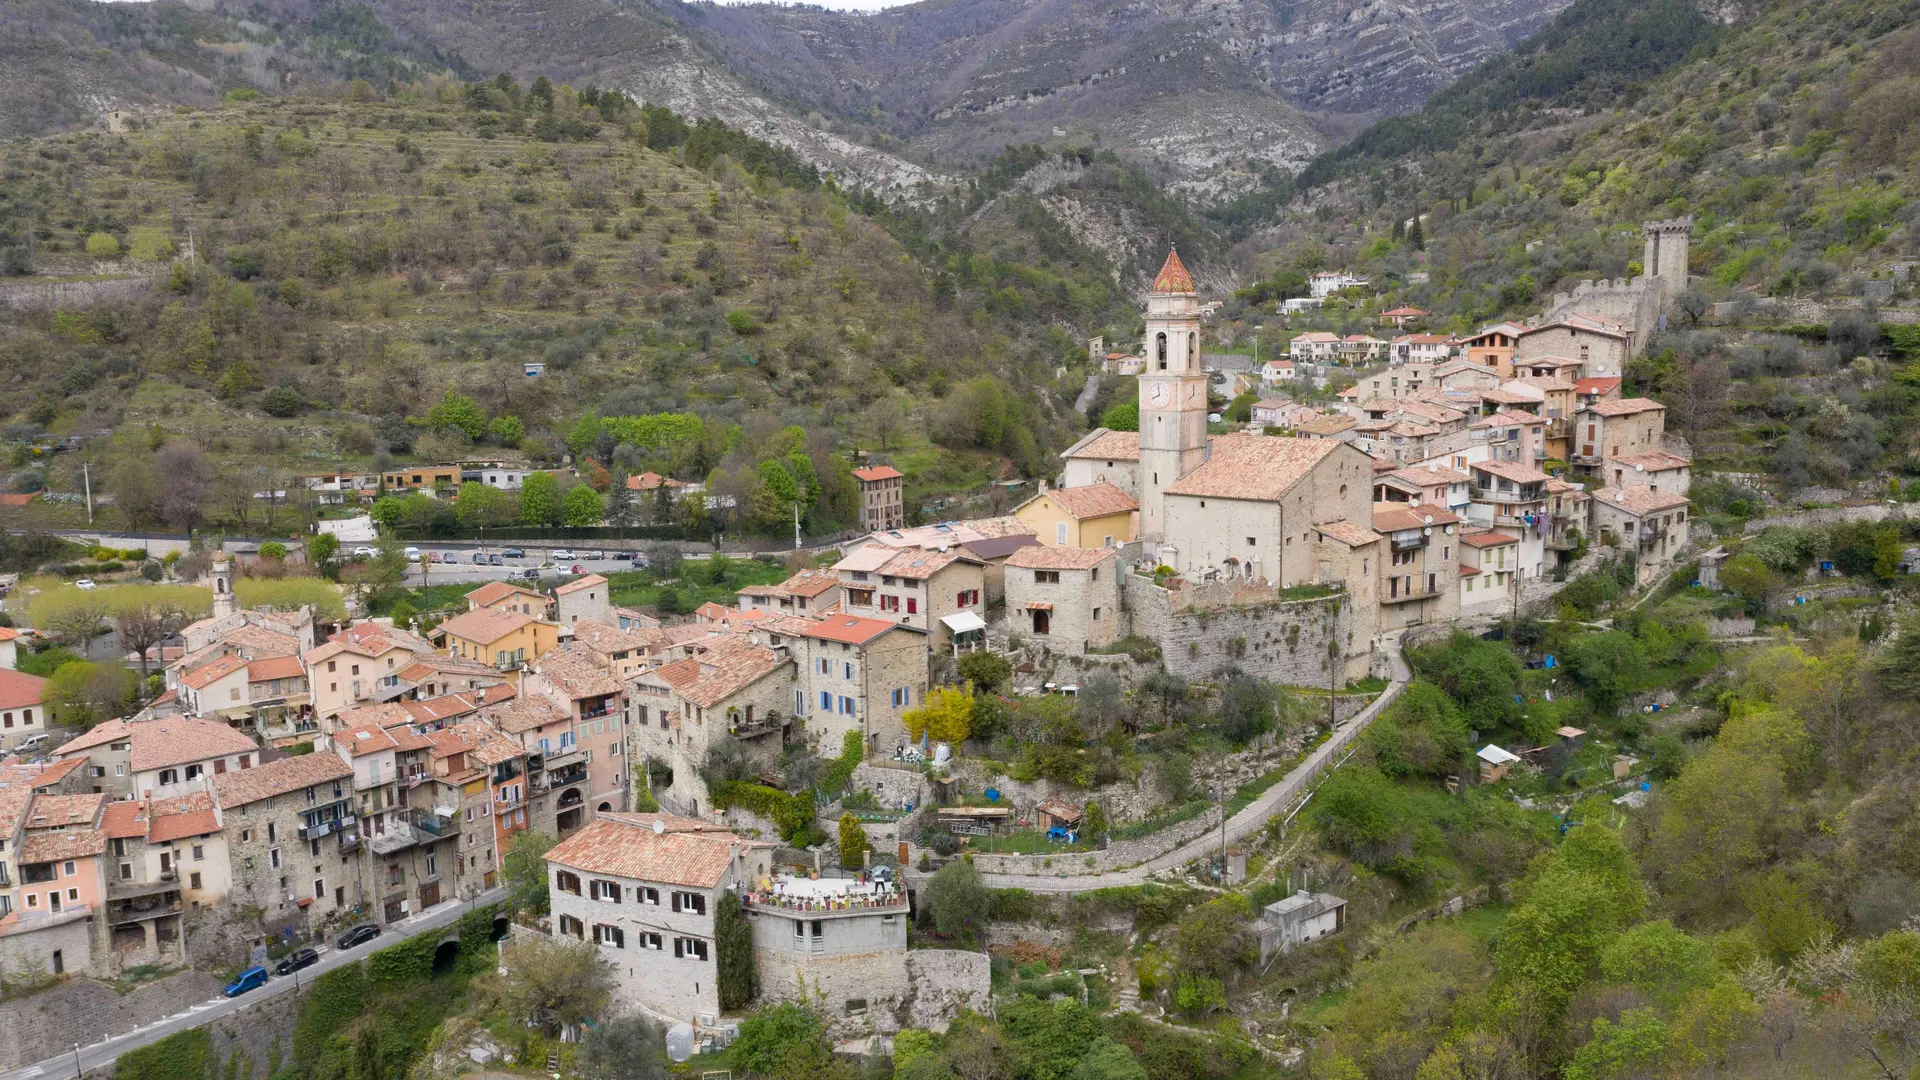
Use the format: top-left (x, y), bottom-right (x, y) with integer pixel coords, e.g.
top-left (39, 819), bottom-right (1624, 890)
top-left (852, 466), bottom-right (907, 533)
top-left (1059, 430), bottom-right (1140, 497)
top-left (1371, 503), bottom-right (1461, 630)
top-left (1459, 532), bottom-right (1520, 615)
top-left (1258, 890), bottom-right (1346, 962)
top-left (1012, 483), bottom-right (1138, 549)
top-left (211, 752), bottom-right (360, 930)
top-left (543, 813), bottom-right (774, 1024)
top-left (1001, 546), bottom-right (1121, 653)
top-left (0, 668), bottom-right (48, 754)
top-left (1308, 272), bottom-right (1369, 299)
top-left (1462, 323), bottom-right (1528, 380)
top-left (53, 716), bottom-right (261, 801)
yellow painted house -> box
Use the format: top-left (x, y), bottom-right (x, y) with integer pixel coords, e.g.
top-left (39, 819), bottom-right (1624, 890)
top-left (430, 607), bottom-right (561, 670)
top-left (1013, 482), bottom-right (1139, 548)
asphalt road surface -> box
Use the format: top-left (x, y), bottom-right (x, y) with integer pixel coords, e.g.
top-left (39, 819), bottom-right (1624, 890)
top-left (0, 887), bottom-right (508, 1080)
top-left (359, 546), bottom-right (653, 587)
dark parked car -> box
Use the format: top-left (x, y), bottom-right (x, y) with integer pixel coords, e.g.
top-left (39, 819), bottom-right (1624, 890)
top-left (618, 550), bottom-right (641, 561)
top-left (522, 568), bottom-right (541, 580)
top-left (275, 948), bottom-right (320, 976)
top-left (488, 554), bottom-right (504, 566)
top-left (503, 548), bottom-right (526, 559)
top-left (224, 966), bottom-right (269, 997)
top-left (472, 552), bottom-right (488, 564)
top-left (334, 924), bottom-right (381, 950)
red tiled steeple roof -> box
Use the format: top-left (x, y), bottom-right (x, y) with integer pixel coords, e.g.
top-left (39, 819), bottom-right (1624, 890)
top-left (1150, 247), bottom-right (1196, 295)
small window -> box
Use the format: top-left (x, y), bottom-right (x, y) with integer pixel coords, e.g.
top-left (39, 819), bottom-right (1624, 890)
top-left (1247, 537), bottom-right (1256, 547)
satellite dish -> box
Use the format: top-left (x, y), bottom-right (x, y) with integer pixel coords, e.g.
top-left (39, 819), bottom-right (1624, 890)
top-left (653, 820), bottom-right (666, 835)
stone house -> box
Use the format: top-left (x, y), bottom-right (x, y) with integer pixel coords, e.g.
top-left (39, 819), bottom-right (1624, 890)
top-left (775, 615), bottom-right (928, 758)
top-left (1159, 435), bottom-right (1377, 589)
top-left (737, 568), bottom-right (844, 617)
top-left (1573, 398), bottom-right (1668, 472)
top-left (543, 813), bottom-right (774, 1024)
top-left (1375, 465), bottom-right (1471, 516)
top-left (1516, 314), bottom-right (1633, 377)
top-left (5, 795), bottom-right (109, 974)
top-left (568, 619), bottom-right (673, 679)
top-left (211, 752), bottom-right (361, 932)
top-left (852, 466), bottom-right (907, 533)
top-left (321, 721), bottom-right (452, 923)
top-left (1001, 546), bottom-right (1121, 653)
top-left (833, 544), bottom-right (988, 653)
top-left (1013, 482), bottom-right (1138, 549)
top-left (1371, 503), bottom-right (1462, 630)
top-left (1471, 410), bottom-right (1548, 467)
top-left (633, 637), bottom-right (793, 817)
top-left (1573, 376), bottom-right (1623, 408)
top-left (1605, 451), bottom-right (1691, 495)
top-left (1462, 323), bottom-right (1528, 380)
top-left (424, 721), bottom-right (524, 893)
top-left (1466, 459), bottom-right (1552, 582)
top-left (53, 716), bottom-right (261, 801)
top-left (1059, 430), bottom-right (1140, 497)
top-left (955, 534), bottom-right (1041, 607)
top-left (475, 695), bottom-right (588, 838)
top-left (1545, 480), bottom-right (1590, 557)
top-left (746, 871), bottom-right (911, 1022)
top-left (555, 574), bottom-right (612, 627)
top-left (100, 793), bottom-right (222, 968)
top-left (1589, 487), bottom-right (1693, 587)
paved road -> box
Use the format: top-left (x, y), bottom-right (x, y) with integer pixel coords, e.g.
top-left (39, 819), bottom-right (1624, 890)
top-left (1073, 373), bottom-right (1102, 416)
top-left (975, 634), bottom-right (1411, 893)
top-left (0, 887), bottom-right (508, 1080)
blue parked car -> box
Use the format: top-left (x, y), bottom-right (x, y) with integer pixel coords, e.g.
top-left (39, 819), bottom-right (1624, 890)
top-left (224, 965), bottom-right (269, 998)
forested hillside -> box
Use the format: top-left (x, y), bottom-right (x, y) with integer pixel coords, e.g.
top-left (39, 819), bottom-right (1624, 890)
top-left (0, 81), bottom-right (1132, 537)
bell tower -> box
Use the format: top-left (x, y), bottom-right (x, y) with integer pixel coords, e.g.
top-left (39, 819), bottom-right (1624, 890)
top-left (1137, 247), bottom-right (1210, 539)
top-left (211, 552), bottom-right (235, 619)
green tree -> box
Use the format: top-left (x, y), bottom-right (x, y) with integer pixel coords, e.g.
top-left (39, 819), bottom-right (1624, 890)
top-left (1495, 826), bottom-right (1645, 1031)
top-left (956, 651), bottom-right (1012, 693)
top-left (1099, 401), bottom-right (1139, 431)
top-left (454, 482), bottom-right (504, 532)
top-left (714, 890), bottom-right (757, 1010)
top-left (581, 1015), bottom-right (667, 1080)
top-left (490, 415), bottom-right (525, 446)
top-left (1719, 552), bottom-right (1772, 605)
top-left (370, 495), bottom-right (406, 529)
top-left (563, 484), bottom-right (605, 526)
top-left (1875, 611), bottom-right (1920, 699)
top-left (258, 541), bottom-right (288, 560)
top-left (838, 813), bottom-right (871, 869)
top-left (236, 577), bottom-right (347, 621)
top-left (503, 830), bottom-right (558, 914)
top-left (1599, 920), bottom-right (1714, 1005)
top-left (425, 390), bottom-right (489, 440)
top-left (1064, 1038), bottom-right (1149, 1080)
top-left (1173, 894), bottom-right (1255, 979)
top-left (493, 935), bottom-right (615, 1034)
top-left (46, 661), bottom-right (138, 726)
top-left (1565, 630), bottom-right (1648, 714)
top-left (28, 586), bottom-right (111, 646)
top-left (1563, 1008), bottom-right (1669, 1080)
top-left (924, 858), bottom-right (987, 938)
top-left (732, 1003), bottom-right (830, 1080)
top-left (86, 232), bottom-right (121, 258)
top-left (520, 471), bottom-right (563, 526)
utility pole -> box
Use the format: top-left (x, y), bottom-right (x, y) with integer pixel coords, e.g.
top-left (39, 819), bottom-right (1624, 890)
top-left (793, 502), bottom-right (802, 551)
top-left (82, 462), bottom-right (93, 524)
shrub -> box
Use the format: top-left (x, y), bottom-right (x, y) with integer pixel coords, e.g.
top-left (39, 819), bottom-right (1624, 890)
top-left (85, 232), bottom-right (121, 258)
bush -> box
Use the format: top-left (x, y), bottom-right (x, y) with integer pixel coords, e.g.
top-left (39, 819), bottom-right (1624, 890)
top-left (85, 232), bottom-right (121, 258)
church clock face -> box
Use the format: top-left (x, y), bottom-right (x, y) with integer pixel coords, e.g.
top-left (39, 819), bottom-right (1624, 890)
top-left (1186, 382), bottom-right (1205, 406)
top-left (1148, 381), bottom-right (1170, 407)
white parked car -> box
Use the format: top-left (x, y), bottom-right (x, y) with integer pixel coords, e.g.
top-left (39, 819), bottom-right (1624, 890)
top-left (551, 550), bottom-right (576, 562)
top-left (403, 547), bottom-right (422, 562)
top-left (352, 546), bottom-right (378, 558)
top-left (74, 579), bottom-right (97, 590)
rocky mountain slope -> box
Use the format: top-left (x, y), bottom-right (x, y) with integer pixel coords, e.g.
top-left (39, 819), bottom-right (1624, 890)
top-left (656, 0), bottom-right (1575, 200)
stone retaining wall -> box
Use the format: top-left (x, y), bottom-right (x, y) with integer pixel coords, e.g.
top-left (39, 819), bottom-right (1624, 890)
top-left (1743, 503), bottom-right (1916, 533)
top-left (964, 804), bottom-right (1223, 877)
top-left (0, 275), bottom-right (157, 311)
top-left (0, 969), bottom-right (225, 1070)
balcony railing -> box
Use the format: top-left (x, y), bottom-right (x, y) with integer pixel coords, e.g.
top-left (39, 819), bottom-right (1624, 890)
top-left (1639, 525), bottom-right (1667, 544)
top-left (493, 795), bottom-right (524, 816)
top-left (743, 887), bottom-right (908, 917)
top-left (109, 897), bottom-right (183, 925)
top-left (1470, 485), bottom-right (1543, 504)
top-left (1545, 534), bottom-right (1580, 551)
top-left (1389, 535), bottom-right (1425, 552)
top-left (542, 746), bottom-right (584, 770)
top-left (728, 714), bottom-right (785, 739)
top-left (301, 815), bottom-right (354, 841)
top-left (579, 704), bottom-right (614, 720)
top-left (548, 765), bottom-right (589, 789)
top-left (369, 822), bottom-right (424, 856)
top-left (1381, 587), bottom-right (1445, 605)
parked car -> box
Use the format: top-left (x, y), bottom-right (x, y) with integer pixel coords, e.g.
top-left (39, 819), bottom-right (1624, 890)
top-left (551, 550), bottom-right (577, 561)
top-left (522, 568), bottom-right (542, 580)
top-left (472, 552), bottom-right (489, 564)
top-left (73, 579), bottom-right (96, 590)
top-left (503, 548), bottom-right (525, 559)
top-left (571, 564), bottom-right (586, 575)
top-left (403, 547), bottom-right (422, 562)
top-left (13, 733), bottom-right (50, 754)
top-left (275, 948), bottom-right (320, 976)
top-left (224, 966), bottom-right (269, 997)
top-left (333, 924), bottom-right (381, 950)
top-left (580, 550), bottom-right (605, 561)
top-left (352, 546), bottom-right (378, 558)
top-left (488, 554), bottom-right (504, 566)
top-left (618, 550), bottom-right (641, 561)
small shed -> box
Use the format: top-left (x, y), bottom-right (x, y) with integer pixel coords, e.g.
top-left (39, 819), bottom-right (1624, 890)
top-left (934, 805), bottom-right (1009, 836)
top-left (523, 361), bottom-right (547, 378)
top-left (1555, 726), bottom-right (1587, 748)
top-left (1258, 890), bottom-right (1347, 962)
top-left (1035, 798), bottom-right (1083, 833)
top-left (1477, 744), bottom-right (1520, 783)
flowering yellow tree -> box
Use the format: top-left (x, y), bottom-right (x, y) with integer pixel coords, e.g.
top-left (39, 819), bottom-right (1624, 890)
top-left (903, 684), bottom-right (974, 747)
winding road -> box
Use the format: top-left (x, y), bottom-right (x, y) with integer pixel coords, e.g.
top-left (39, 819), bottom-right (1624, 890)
top-left (0, 887), bottom-right (508, 1080)
top-left (974, 634), bottom-right (1412, 893)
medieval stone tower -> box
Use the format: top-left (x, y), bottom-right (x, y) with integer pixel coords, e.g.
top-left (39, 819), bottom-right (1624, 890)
top-left (1137, 248), bottom-right (1210, 539)
top-left (1641, 217), bottom-right (1693, 301)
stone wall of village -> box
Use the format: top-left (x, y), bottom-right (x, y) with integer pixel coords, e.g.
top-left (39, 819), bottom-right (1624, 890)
top-left (899, 950), bottom-right (992, 1028)
top-left (757, 945), bottom-right (912, 1031)
top-left (0, 969), bottom-right (225, 1070)
top-left (1122, 575), bottom-right (1361, 686)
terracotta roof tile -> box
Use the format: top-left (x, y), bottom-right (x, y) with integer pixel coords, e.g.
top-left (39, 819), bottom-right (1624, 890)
top-left (555, 574), bottom-right (607, 597)
top-left (27, 793), bottom-right (104, 828)
top-left (656, 638), bottom-right (787, 710)
top-left (1610, 451), bottom-right (1690, 472)
top-left (466, 581), bottom-right (546, 609)
top-left (1591, 487), bottom-right (1691, 516)
top-left (1372, 502), bottom-right (1460, 532)
top-left (1004, 546), bottom-right (1116, 571)
top-left (180, 654), bottom-right (248, 690)
top-left (533, 647), bottom-right (626, 700)
top-left (57, 716), bottom-right (258, 774)
top-left (247, 656), bottom-right (306, 682)
top-left (624, 471), bottom-right (686, 491)
top-left (478, 695), bottom-right (573, 735)
top-left (1574, 377), bottom-right (1623, 396)
top-left (1460, 531), bottom-right (1518, 548)
top-left (1470, 460), bottom-right (1551, 484)
top-left (1039, 482), bottom-right (1138, 520)
top-left (148, 793), bottom-right (219, 842)
top-left (1316, 520), bottom-right (1380, 547)
top-left (435, 607), bottom-right (538, 645)
top-left (738, 568), bottom-right (842, 601)
top-left (1164, 435), bottom-right (1343, 501)
top-left (1586, 397), bottom-right (1664, 417)
top-left (852, 466), bottom-right (904, 482)
top-left (22, 827), bottom-right (105, 863)
top-left (212, 751), bottom-right (351, 808)
top-left (544, 815), bottom-right (770, 888)
top-left (0, 668), bottom-right (47, 710)
top-left (800, 615), bottom-right (916, 646)
top-left (1062, 430), bottom-right (1140, 462)
top-left (568, 619), bottom-right (669, 656)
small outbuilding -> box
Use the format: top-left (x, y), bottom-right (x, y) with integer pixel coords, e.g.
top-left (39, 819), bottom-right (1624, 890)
top-left (1258, 890), bottom-right (1348, 962)
top-left (1477, 744), bottom-right (1520, 783)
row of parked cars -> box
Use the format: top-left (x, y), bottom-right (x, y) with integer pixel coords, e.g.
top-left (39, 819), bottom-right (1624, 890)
top-left (223, 923), bottom-right (382, 997)
top-left (345, 547), bottom-right (651, 569)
